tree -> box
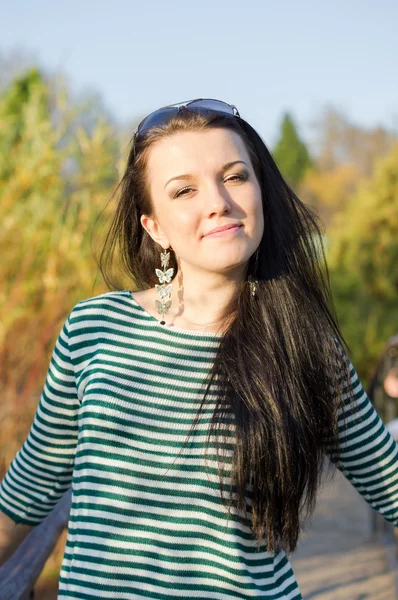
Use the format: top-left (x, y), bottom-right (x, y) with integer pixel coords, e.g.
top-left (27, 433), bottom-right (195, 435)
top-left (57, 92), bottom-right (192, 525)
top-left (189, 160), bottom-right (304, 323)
top-left (272, 112), bottom-right (313, 189)
top-left (327, 143), bottom-right (398, 379)
top-left (298, 107), bottom-right (398, 228)
top-left (308, 105), bottom-right (398, 176)
top-left (299, 162), bottom-right (362, 228)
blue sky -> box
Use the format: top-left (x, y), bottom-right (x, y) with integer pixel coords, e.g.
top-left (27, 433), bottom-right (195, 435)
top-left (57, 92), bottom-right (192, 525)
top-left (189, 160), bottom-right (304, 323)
top-left (1, 0), bottom-right (397, 148)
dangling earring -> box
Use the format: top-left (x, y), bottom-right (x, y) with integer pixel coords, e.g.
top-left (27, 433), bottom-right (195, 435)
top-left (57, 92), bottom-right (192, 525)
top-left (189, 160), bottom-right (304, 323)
top-left (248, 247), bottom-right (259, 298)
top-left (248, 276), bottom-right (256, 298)
top-left (155, 246), bottom-right (174, 325)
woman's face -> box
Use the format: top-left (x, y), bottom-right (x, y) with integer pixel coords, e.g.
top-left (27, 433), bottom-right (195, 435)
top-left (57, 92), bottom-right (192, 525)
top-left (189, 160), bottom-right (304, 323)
top-left (142, 127), bottom-right (264, 278)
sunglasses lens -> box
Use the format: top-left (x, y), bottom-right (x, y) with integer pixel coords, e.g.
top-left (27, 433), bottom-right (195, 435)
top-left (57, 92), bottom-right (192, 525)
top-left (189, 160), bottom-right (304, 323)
top-left (136, 99), bottom-right (238, 139)
top-left (187, 99), bottom-right (234, 115)
top-left (137, 107), bottom-right (177, 134)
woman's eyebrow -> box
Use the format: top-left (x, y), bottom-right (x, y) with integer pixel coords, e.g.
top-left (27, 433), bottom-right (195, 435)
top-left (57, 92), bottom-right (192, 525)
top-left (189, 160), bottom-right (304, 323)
top-left (164, 160), bottom-right (248, 190)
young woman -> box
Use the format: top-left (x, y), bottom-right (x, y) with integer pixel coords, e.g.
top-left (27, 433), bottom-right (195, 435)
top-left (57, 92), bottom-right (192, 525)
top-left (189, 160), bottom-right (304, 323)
top-left (1, 98), bottom-right (397, 599)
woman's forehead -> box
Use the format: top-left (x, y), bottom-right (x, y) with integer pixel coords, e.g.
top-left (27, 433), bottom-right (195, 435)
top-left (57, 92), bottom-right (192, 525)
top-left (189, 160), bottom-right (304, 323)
top-left (146, 129), bottom-right (248, 176)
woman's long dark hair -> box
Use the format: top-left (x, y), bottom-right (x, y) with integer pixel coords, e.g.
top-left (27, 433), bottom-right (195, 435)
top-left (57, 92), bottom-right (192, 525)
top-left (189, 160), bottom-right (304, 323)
top-left (96, 108), bottom-right (359, 556)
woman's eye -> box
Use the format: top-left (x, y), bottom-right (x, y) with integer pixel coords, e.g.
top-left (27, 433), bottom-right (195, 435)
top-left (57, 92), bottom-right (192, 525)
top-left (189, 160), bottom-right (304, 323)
top-left (173, 172), bottom-right (247, 198)
top-left (174, 186), bottom-right (194, 198)
top-left (227, 173), bottom-right (247, 183)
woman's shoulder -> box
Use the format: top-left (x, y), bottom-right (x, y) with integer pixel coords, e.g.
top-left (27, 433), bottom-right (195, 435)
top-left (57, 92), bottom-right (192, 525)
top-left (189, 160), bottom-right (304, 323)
top-left (68, 289), bottom-right (133, 321)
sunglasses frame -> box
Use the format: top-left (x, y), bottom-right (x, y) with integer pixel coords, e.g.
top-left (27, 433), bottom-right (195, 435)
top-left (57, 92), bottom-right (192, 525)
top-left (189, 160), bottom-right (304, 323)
top-left (134, 98), bottom-right (240, 141)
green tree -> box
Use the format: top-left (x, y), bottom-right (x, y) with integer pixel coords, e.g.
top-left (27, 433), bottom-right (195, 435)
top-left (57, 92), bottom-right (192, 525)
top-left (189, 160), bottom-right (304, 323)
top-left (0, 68), bottom-right (50, 181)
top-left (272, 112), bottom-right (313, 189)
top-left (327, 143), bottom-right (398, 380)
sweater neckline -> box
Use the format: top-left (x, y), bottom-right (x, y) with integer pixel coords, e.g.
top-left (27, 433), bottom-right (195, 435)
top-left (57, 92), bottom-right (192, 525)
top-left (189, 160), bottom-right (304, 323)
top-left (125, 290), bottom-right (224, 340)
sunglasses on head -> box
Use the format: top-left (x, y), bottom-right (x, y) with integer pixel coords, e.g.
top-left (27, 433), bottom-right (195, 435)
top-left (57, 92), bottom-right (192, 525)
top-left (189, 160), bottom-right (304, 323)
top-left (134, 98), bottom-right (240, 141)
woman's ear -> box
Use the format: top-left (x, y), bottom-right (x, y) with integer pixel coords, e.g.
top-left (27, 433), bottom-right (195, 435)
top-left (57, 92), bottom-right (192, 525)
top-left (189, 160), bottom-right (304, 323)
top-left (140, 213), bottom-right (170, 249)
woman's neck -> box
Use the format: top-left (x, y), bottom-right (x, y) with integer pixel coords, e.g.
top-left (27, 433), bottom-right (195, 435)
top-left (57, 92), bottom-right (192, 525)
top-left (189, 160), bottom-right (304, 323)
top-left (153, 280), bottom-right (240, 332)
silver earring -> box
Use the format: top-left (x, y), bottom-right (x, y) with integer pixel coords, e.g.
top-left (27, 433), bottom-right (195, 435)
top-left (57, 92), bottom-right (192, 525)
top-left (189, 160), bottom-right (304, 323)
top-left (248, 247), bottom-right (259, 298)
top-left (248, 276), bottom-right (256, 298)
top-left (155, 247), bottom-right (174, 325)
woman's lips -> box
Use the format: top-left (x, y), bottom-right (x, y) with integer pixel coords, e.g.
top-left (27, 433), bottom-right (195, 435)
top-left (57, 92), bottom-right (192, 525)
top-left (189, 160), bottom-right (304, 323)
top-left (204, 225), bottom-right (243, 238)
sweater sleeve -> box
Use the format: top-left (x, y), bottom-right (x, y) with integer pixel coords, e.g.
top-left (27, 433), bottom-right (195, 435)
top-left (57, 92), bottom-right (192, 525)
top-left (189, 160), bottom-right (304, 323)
top-left (325, 353), bottom-right (398, 527)
top-left (0, 311), bottom-right (79, 526)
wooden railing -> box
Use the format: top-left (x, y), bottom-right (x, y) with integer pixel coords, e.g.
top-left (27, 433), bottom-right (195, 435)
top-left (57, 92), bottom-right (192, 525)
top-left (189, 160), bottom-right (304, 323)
top-left (0, 489), bottom-right (71, 600)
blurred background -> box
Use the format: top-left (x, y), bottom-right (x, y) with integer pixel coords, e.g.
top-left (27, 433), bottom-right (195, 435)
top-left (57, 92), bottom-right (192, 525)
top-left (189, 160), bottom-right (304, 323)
top-left (1, 1), bottom-right (397, 597)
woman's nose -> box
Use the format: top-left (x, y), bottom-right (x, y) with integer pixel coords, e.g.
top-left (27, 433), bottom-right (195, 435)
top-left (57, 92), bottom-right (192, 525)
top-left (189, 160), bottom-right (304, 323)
top-left (204, 183), bottom-right (233, 214)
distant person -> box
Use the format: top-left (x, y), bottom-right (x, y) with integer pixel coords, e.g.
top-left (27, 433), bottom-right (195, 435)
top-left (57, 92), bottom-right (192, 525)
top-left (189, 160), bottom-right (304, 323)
top-left (1, 98), bottom-right (398, 599)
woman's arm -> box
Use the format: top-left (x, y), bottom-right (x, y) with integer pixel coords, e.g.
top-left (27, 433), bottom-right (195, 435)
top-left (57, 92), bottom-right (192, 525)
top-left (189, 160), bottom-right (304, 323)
top-left (0, 510), bottom-right (34, 566)
top-left (325, 356), bottom-right (398, 526)
top-left (0, 311), bottom-right (79, 527)
top-left (0, 489), bottom-right (72, 600)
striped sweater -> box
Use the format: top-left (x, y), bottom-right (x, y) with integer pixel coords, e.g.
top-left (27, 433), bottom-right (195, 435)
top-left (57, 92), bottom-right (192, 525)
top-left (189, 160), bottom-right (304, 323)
top-left (1, 289), bottom-right (398, 599)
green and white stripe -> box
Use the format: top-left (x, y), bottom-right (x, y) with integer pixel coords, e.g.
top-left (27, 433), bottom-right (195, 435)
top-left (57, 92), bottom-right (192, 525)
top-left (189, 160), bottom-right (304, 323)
top-left (1, 289), bottom-right (398, 599)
